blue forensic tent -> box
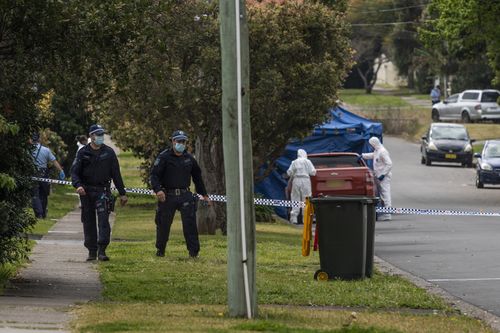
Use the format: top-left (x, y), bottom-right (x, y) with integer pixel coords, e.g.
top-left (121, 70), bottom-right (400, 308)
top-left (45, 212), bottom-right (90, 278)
top-left (254, 106), bottom-right (383, 218)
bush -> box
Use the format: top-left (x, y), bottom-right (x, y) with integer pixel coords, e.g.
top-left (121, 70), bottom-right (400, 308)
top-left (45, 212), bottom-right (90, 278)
top-left (0, 114), bottom-right (37, 264)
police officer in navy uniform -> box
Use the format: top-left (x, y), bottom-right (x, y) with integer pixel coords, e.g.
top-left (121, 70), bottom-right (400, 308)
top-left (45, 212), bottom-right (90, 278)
top-left (150, 130), bottom-right (211, 258)
top-left (71, 125), bottom-right (128, 261)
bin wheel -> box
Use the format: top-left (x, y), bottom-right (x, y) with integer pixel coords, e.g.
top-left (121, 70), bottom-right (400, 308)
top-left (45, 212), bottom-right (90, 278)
top-left (314, 270), bottom-right (329, 281)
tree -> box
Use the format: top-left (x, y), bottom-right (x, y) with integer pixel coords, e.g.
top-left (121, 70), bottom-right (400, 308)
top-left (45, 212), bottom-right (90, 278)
top-left (0, 1), bottom-right (66, 263)
top-left (347, 0), bottom-right (395, 93)
top-left (97, 0), bottom-right (353, 233)
top-left (0, 0), bottom-right (136, 263)
top-left (419, 0), bottom-right (500, 88)
top-left (385, 0), bottom-right (427, 90)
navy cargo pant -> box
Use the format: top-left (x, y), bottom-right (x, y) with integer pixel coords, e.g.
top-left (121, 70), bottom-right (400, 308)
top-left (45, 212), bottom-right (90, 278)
top-left (31, 181), bottom-right (50, 218)
top-left (80, 190), bottom-right (111, 252)
top-left (31, 169), bottom-right (50, 218)
top-left (155, 191), bottom-right (199, 256)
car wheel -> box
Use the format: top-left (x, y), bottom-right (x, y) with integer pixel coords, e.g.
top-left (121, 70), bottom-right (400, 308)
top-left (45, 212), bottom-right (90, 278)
top-left (421, 156), bottom-right (425, 164)
top-left (425, 157), bottom-right (431, 166)
top-left (476, 176), bottom-right (484, 188)
top-left (461, 111), bottom-right (471, 123)
top-left (431, 109), bottom-right (440, 122)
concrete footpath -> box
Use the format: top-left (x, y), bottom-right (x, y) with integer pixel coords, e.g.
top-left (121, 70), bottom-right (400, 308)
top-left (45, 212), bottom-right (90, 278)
top-left (0, 209), bottom-right (106, 332)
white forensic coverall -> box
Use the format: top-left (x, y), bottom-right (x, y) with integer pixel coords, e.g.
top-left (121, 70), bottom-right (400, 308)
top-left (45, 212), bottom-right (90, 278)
top-left (362, 137), bottom-right (393, 221)
top-left (287, 149), bottom-right (316, 224)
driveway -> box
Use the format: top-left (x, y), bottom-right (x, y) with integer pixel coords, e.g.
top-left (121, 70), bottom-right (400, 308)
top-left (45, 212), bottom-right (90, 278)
top-left (375, 136), bottom-right (500, 316)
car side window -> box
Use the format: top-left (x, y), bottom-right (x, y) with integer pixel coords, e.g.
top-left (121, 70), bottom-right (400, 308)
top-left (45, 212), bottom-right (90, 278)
top-left (462, 92), bottom-right (479, 100)
top-left (446, 94), bottom-right (459, 103)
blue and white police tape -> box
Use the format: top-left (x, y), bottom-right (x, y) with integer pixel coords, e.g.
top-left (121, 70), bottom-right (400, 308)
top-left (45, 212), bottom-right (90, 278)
top-left (31, 177), bottom-right (304, 208)
top-left (32, 177), bottom-right (500, 216)
top-left (376, 206), bottom-right (500, 217)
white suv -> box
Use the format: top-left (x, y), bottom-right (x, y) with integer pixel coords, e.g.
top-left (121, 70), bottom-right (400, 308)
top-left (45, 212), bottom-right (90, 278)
top-left (431, 89), bottom-right (500, 123)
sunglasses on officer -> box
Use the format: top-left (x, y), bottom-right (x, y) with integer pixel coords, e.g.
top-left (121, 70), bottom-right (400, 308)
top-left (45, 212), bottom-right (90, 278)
top-left (174, 139), bottom-right (187, 144)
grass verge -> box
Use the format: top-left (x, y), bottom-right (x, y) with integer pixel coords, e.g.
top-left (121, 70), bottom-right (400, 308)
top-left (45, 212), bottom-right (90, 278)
top-left (339, 89), bottom-right (411, 108)
top-left (70, 146), bottom-right (496, 333)
top-left (29, 184), bottom-right (79, 236)
top-left (74, 303), bottom-right (493, 333)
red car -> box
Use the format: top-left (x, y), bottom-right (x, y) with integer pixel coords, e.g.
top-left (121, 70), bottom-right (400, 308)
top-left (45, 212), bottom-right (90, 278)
top-left (308, 152), bottom-right (375, 197)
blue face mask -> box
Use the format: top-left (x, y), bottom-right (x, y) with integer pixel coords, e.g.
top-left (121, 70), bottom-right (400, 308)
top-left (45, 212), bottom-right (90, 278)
top-left (174, 143), bottom-right (186, 153)
top-left (94, 135), bottom-right (104, 146)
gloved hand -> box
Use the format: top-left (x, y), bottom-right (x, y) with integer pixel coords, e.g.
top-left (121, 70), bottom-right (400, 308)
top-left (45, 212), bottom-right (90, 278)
top-left (378, 174), bottom-right (385, 181)
top-left (59, 170), bottom-right (65, 180)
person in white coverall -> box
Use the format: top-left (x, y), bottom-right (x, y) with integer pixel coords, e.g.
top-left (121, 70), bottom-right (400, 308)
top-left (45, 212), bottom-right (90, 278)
top-left (362, 137), bottom-right (392, 221)
top-left (287, 149), bottom-right (316, 224)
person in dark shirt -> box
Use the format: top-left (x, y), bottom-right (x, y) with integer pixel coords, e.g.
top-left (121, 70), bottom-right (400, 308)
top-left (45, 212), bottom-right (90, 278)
top-left (71, 124), bottom-right (128, 261)
top-left (150, 130), bottom-right (211, 258)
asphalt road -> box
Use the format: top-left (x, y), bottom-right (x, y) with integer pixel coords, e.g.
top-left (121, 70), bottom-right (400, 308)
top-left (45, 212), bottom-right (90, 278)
top-left (375, 136), bottom-right (500, 316)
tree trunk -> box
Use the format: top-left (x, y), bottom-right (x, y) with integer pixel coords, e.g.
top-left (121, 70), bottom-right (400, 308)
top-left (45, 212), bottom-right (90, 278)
top-left (356, 66), bottom-right (371, 94)
top-left (367, 60), bottom-right (383, 93)
top-left (195, 130), bottom-right (227, 235)
top-left (407, 67), bottom-right (415, 89)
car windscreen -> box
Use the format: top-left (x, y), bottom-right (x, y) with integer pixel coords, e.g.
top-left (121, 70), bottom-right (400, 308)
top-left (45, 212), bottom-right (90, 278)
top-left (430, 127), bottom-right (469, 140)
top-left (481, 92), bottom-right (500, 103)
top-left (484, 143), bottom-right (500, 158)
top-left (309, 155), bottom-right (362, 168)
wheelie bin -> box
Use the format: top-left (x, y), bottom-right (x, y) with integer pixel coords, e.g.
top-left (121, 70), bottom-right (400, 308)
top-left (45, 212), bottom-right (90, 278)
top-left (311, 196), bottom-right (377, 280)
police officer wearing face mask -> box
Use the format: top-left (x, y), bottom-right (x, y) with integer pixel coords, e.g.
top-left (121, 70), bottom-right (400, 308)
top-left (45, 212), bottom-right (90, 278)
top-left (150, 130), bottom-right (211, 258)
top-left (71, 124), bottom-right (128, 261)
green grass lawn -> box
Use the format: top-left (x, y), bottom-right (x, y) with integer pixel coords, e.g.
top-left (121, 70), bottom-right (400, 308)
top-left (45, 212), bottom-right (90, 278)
top-left (339, 89), bottom-right (411, 107)
top-left (71, 151), bottom-right (496, 333)
top-left (29, 184), bottom-right (79, 236)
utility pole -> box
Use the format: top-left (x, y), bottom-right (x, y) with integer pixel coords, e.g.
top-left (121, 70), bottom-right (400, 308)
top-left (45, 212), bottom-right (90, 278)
top-left (220, 0), bottom-right (257, 319)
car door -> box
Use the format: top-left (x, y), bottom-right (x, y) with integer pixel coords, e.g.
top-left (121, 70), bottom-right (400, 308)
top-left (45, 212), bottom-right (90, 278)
top-left (458, 92), bottom-right (480, 120)
top-left (441, 94), bottom-right (459, 119)
top-left (446, 94), bottom-right (460, 120)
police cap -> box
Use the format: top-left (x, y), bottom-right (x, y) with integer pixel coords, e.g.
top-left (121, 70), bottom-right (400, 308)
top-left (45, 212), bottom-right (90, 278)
top-left (89, 124), bottom-right (105, 135)
top-left (171, 130), bottom-right (188, 141)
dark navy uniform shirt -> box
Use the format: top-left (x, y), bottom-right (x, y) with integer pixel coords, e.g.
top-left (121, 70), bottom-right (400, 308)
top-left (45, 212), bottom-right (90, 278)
top-left (150, 148), bottom-right (207, 196)
top-left (71, 144), bottom-right (126, 196)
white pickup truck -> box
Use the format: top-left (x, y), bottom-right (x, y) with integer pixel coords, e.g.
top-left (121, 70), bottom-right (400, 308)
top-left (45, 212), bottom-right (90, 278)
top-left (431, 89), bottom-right (500, 123)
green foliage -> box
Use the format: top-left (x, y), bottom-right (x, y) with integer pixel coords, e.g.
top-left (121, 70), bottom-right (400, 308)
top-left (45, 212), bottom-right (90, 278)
top-left (384, 0), bottom-right (426, 91)
top-left (419, 0), bottom-right (500, 87)
top-left (0, 112), bottom-right (37, 263)
top-left (451, 57), bottom-right (495, 93)
top-left (0, 0), bottom-right (71, 265)
top-left (97, 0), bottom-right (352, 181)
top-left (347, 0), bottom-right (395, 93)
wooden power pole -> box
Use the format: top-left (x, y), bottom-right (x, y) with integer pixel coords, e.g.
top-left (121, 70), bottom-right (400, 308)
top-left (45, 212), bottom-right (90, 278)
top-left (220, 0), bottom-right (257, 319)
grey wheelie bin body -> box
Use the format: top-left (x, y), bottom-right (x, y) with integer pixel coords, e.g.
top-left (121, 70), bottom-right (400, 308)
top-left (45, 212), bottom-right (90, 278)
top-left (311, 196), bottom-right (377, 280)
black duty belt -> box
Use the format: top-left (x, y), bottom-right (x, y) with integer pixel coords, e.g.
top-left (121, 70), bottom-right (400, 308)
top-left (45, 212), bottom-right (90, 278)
top-left (84, 185), bottom-right (110, 193)
top-left (165, 188), bottom-right (190, 195)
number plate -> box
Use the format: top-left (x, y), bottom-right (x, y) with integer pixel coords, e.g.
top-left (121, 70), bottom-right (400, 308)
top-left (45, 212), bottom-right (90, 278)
top-left (326, 180), bottom-right (344, 188)
top-left (445, 153), bottom-right (457, 159)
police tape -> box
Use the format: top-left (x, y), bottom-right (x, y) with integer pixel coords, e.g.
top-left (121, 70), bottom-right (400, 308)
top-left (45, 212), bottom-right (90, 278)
top-left (32, 177), bottom-right (500, 217)
top-left (31, 177), bottom-right (304, 208)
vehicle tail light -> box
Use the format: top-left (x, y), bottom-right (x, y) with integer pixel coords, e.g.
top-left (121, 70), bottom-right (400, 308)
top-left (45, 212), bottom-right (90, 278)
top-left (475, 104), bottom-right (482, 111)
top-left (366, 171), bottom-right (375, 196)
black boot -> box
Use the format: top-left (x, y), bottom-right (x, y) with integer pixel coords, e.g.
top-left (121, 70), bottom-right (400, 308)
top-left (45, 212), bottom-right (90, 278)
top-left (98, 247), bottom-right (109, 261)
top-left (86, 250), bottom-right (97, 261)
top-left (156, 249), bottom-right (165, 257)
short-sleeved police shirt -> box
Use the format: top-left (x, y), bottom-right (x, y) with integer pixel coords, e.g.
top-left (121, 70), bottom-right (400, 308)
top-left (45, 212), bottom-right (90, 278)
top-left (32, 144), bottom-right (56, 169)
